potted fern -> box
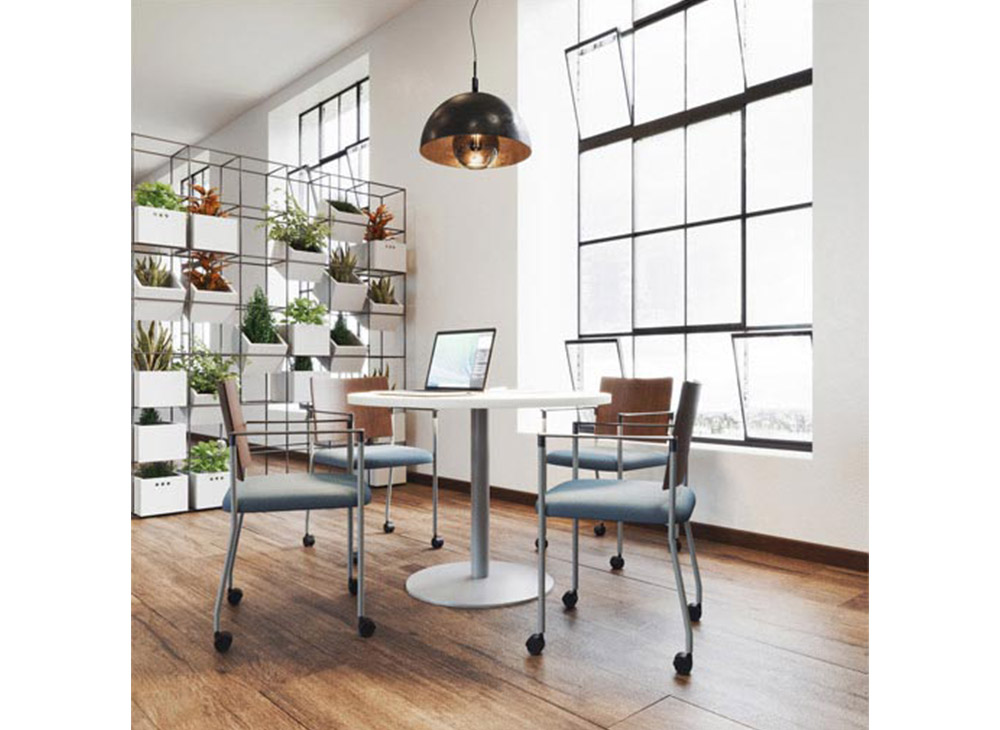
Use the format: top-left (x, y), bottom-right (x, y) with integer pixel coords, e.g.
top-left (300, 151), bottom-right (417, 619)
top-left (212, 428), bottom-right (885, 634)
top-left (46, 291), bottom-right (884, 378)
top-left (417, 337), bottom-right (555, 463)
top-left (133, 181), bottom-right (187, 249)
top-left (240, 286), bottom-right (288, 374)
top-left (133, 256), bottom-right (185, 321)
top-left (183, 250), bottom-right (239, 323)
top-left (320, 245), bottom-right (368, 311)
top-left (183, 342), bottom-right (236, 426)
top-left (282, 296), bottom-right (329, 356)
top-left (187, 185), bottom-right (238, 254)
top-left (186, 440), bottom-right (231, 510)
top-left (366, 276), bottom-right (404, 330)
top-left (133, 461), bottom-right (188, 517)
top-left (133, 321), bottom-right (187, 408)
top-left (262, 194), bottom-right (330, 282)
top-left (133, 406), bottom-right (187, 464)
top-left (357, 204), bottom-right (406, 273)
top-left (326, 197), bottom-right (368, 243)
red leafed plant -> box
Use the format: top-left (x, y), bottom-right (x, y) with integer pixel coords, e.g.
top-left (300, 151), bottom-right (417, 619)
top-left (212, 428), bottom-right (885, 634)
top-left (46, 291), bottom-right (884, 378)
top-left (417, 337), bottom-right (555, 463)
top-left (183, 251), bottom-right (231, 291)
top-left (188, 185), bottom-right (228, 217)
top-left (363, 204), bottom-right (394, 242)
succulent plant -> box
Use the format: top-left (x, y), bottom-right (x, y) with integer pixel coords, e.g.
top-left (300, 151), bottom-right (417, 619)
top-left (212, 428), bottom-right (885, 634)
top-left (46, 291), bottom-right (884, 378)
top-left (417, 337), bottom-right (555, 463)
top-left (133, 321), bottom-right (175, 371)
top-left (134, 256), bottom-right (173, 288)
top-left (329, 246), bottom-right (361, 284)
top-left (367, 276), bottom-right (397, 305)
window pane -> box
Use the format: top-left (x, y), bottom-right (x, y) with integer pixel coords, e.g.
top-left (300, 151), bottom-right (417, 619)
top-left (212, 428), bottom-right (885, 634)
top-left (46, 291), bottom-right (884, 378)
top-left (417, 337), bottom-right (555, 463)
top-left (747, 87), bottom-right (812, 211)
top-left (686, 112), bottom-right (741, 222)
top-left (687, 0), bottom-right (745, 108)
top-left (580, 140), bottom-right (631, 241)
top-left (580, 239), bottom-right (632, 334)
top-left (634, 335), bottom-right (685, 409)
top-left (320, 100), bottom-right (339, 158)
top-left (634, 231), bottom-right (684, 328)
top-left (359, 81), bottom-right (370, 140)
top-left (567, 32), bottom-right (632, 138)
top-left (340, 89), bottom-right (358, 148)
top-left (737, 0), bottom-right (812, 86)
top-left (634, 17), bottom-right (684, 124)
top-left (734, 333), bottom-right (812, 441)
top-left (581, 0), bottom-right (631, 38)
top-left (747, 209), bottom-right (812, 326)
top-left (300, 109), bottom-right (319, 166)
top-left (688, 333), bottom-right (744, 439)
top-left (634, 129), bottom-right (684, 231)
top-left (566, 340), bottom-right (626, 391)
top-left (634, 0), bottom-right (670, 18)
top-left (687, 220), bottom-right (741, 325)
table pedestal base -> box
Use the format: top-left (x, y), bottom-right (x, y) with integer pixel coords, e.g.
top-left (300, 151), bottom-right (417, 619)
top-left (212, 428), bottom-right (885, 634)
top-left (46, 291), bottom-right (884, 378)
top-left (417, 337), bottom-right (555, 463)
top-left (405, 561), bottom-right (554, 608)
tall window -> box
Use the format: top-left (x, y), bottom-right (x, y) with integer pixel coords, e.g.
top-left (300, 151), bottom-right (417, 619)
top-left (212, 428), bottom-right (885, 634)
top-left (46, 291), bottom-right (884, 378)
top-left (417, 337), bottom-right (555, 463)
top-left (298, 78), bottom-right (370, 192)
top-left (567, 0), bottom-right (813, 450)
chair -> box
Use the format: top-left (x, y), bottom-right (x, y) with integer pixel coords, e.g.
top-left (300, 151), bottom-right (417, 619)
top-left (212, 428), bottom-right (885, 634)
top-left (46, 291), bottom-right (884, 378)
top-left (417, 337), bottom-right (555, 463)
top-left (304, 375), bottom-right (443, 547)
top-left (528, 381), bottom-right (703, 676)
top-left (544, 376), bottom-right (673, 570)
top-left (212, 378), bottom-right (375, 654)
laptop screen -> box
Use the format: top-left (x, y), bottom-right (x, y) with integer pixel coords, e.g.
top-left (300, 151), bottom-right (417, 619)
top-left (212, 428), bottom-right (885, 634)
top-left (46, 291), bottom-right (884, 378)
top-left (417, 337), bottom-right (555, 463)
top-left (425, 329), bottom-right (496, 390)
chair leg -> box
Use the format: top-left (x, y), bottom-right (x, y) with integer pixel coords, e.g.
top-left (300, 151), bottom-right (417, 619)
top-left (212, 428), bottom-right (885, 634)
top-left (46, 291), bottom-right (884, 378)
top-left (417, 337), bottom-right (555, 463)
top-left (225, 514), bottom-right (244, 605)
top-left (347, 508), bottom-right (357, 595)
top-left (431, 455), bottom-right (443, 549)
top-left (212, 511), bottom-right (240, 653)
top-left (684, 522), bottom-right (703, 621)
top-left (669, 520), bottom-right (694, 675)
top-left (592, 470), bottom-right (607, 537)
top-left (380, 468), bottom-right (395, 533)
top-left (357, 473), bottom-right (376, 638)
top-left (526, 445), bottom-right (546, 656)
top-left (302, 509), bottom-right (315, 547)
top-left (610, 521), bottom-right (625, 570)
top-left (562, 519), bottom-right (579, 610)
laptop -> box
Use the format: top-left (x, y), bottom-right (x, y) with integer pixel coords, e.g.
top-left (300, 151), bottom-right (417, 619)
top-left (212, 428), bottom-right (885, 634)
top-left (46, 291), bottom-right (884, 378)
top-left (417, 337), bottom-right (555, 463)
top-left (393, 328), bottom-right (497, 395)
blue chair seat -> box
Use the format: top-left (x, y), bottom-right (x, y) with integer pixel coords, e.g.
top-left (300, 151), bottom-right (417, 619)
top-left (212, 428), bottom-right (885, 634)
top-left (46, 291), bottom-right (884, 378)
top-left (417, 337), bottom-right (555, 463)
top-left (546, 447), bottom-right (669, 472)
top-left (223, 471), bottom-right (371, 514)
top-left (540, 479), bottom-right (695, 525)
top-left (313, 444), bottom-right (433, 470)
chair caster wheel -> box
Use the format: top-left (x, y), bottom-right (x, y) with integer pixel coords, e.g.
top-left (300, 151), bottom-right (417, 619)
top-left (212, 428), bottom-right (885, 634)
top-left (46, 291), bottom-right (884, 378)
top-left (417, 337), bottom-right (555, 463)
top-left (688, 602), bottom-right (702, 622)
top-left (673, 651), bottom-right (693, 676)
top-left (214, 631), bottom-right (233, 653)
top-left (226, 587), bottom-right (243, 606)
top-left (383, 521), bottom-right (395, 534)
top-left (431, 536), bottom-right (444, 549)
top-left (303, 534), bottom-right (315, 547)
top-left (526, 633), bottom-right (545, 656)
top-left (348, 578), bottom-right (358, 596)
top-left (610, 555), bottom-right (625, 570)
top-left (534, 538), bottom-right (549, 550)
top-left (358, 616), bottom-right (376, 638)
top-left (594, 522), bottom-right (607, 537)
top-left (561, 590), bottom-right (578, 610)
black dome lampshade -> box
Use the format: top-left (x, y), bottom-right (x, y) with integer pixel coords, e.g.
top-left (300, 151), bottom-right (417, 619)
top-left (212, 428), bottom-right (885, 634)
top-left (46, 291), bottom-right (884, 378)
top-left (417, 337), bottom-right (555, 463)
top-left (419, 0), bottom-right (531, 170)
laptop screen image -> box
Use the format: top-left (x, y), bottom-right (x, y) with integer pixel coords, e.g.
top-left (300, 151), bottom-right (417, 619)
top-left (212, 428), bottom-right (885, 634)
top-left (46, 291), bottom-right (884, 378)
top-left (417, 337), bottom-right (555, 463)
top-left (425, 329), bottom-right (496, 391)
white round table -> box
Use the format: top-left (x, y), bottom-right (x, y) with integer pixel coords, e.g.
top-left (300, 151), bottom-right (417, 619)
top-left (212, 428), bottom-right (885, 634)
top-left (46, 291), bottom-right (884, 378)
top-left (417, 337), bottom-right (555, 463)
top-left (348, 389), bottom-right (610, 608)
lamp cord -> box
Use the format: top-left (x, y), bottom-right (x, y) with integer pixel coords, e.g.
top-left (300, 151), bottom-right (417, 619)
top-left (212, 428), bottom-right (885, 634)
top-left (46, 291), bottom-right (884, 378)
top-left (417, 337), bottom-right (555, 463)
top-left (470, 0), bottom-right (480, 92)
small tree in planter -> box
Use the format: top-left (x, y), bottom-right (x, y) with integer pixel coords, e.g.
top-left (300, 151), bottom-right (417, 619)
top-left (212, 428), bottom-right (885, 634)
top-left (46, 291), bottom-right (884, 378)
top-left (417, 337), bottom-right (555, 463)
top-left (133, 256), bottom-right (185, 320)
top-left (134, 182), bottom-right (187, 249)
top-left (366, 276), bottom-right (403, 330)
top-left (183, 250), bottom-right (238, 323)
top-left (133, 460), bottom-right (187, 517)
top-left (133, 403), bottom-right (186, 463)
top-left (358, 204), bottom-right (405, 273)
top-left (322, 245), bottom-right (368, 311)
top-left (261, 194), bottom-right (330, 281)
top-left (329, 313), bottom-right (366, 374)
top-left (133, 322), bottom-right (186, 408)
top-left (241, 286), bottom-right (287, 373)
top-left (182, 342), bottom-right (237, 425)
top-left (187, 184), bottom-right (238, 254)
top-left (283, 297), bottom-right (329, 356)
top-left (186, 440), bottom-right (231, 510)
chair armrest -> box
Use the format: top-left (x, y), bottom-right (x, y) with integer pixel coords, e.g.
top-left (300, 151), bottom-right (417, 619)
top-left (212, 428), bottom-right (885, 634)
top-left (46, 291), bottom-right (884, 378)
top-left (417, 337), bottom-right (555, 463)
top-left (540, 405), bottom-right (596, 415)
top-left (618, 410), bottom-right (673, 419)
top-left (577, 420), bottom-right (672, 431)
top-left (538, 432), bottom-right (673, 444)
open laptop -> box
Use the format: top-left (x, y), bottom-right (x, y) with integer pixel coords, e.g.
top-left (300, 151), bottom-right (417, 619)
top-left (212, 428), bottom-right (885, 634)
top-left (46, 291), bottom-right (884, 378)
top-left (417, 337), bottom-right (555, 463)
top-left (393, 328), bottom-right (497, 395)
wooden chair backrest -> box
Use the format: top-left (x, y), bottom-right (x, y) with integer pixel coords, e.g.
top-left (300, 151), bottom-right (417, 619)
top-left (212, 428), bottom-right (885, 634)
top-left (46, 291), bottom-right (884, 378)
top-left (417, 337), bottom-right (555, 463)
top-left (217, 377), bottom-right (251, 481)
top-left (310, 375), bottom-right (392, 444)
top-left (663, 381), bottom-right (700, 488)
top-left (594, 376), bottom-right (673, 438)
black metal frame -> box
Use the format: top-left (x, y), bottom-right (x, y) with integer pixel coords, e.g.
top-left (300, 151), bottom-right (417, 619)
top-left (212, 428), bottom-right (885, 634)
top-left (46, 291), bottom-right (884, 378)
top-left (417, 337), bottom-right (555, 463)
top-left (298, 77), bottom-right (370, 171)
top-left (569, 0), bottom-right (813, 451)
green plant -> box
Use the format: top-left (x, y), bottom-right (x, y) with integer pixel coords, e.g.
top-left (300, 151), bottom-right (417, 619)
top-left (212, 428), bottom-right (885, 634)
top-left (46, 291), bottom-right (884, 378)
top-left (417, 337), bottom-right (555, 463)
top-left (133, 321), bottom-right (175, 371)
top-left (138, 407), bottom-right (163, 426)
top-left (135, 461), bottom-right (176, 479)
top-left (187, 185), bottom-right (228, 217)
top-left (243, 286), bottom-right (280, 344)
top-left (369, 362), bottom-right (395, 388)
top-left (331, 314), bottom-right (362, 346)
top-left (327, 198), bottom-right (363, 214)
top-left (261, 194), bottom-right (329, 253)
top-left (183, 341), bottom-right (237, 396)
top-left (285, 297), bottom-right (327, 326)
top-left (134, 256), bottom-right (173, 287)
top-left (134, 182), bottom-right (185, 211)
top-left (183, 250), bottom-right (231, 291)
top-left (329, 246), bottom-right (361, 284)
top-left (367, 276), bottom-right (397, 305)
top-left (294, 356), bottom-right (314, 371)
top-left (187, 440), bottom-right (230, 473)
top-left (363, 204), bottom-right (394, 242)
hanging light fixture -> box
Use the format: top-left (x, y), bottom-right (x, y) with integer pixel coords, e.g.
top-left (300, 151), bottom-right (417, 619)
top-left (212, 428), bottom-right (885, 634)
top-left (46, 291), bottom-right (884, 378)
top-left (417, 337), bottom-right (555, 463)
top-left (419, 0), bottom-right (531, 169)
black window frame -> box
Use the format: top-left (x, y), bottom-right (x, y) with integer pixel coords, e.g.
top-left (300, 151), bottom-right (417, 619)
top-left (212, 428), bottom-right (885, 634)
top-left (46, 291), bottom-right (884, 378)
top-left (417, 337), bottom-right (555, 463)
top-left (297, 77), bottom-right (370, 174)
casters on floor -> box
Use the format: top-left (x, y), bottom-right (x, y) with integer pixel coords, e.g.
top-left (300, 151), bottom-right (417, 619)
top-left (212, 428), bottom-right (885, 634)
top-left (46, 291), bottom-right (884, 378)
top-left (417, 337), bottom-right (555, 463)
top-left (593, 522), bottom-right (607, 537)
top-left (673, 651), bottom-right (693, 676)
top-left (534, 538), bottom-right (549, 550)
top-left (348, 578), bottom-right (358, 596)
top-left (213, 631), bottom-right (233, 653)
top-left (526, 633), bottom-right (545, 656)
top-left (562, 590), bottom-right (578, 610)
top-left (431, 536), bottom-right (444, 549)
top-left (688, 602), bottom-right (702, 622)
top-left (358, 616), bottom-right (376, 638)
top-left (226, 587), bottom-right (243, 606)
top-left (383, 521), bottom-right (395, 534)
top-left (610, 554), bottom-right (625, 570)
top-left (302, 534), bottom-right (315, 547)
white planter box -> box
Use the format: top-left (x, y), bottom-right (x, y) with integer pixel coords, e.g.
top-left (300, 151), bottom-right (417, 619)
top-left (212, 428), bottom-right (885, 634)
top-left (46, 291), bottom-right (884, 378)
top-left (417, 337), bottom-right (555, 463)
top-left (134, 206), bottom-right (187, 249)
top-left (189, 214), bottom-right (238, 254)
top-left (329, 343), bottom-right (367, 374)
top-left (269, 371), bottom-right (315, 404)
top-left (318, 273), bottom-right (368, 312)
top-left (133, 370), bottom-right (187, 408)
top-left (366, 301), bottom-right (404, 331)
top-left (187, 389), bottom-right (223, 425)
top-left (357, 240), bottom-right (406, 273)
top-left (133, 474), bottom-right (189, 517)
top-left (188, 471), bottom-right (230, 510)
top-left (187, 283), bottom-right (238, 324)
top-left (240, 331), bottom-right (288, 374)
top-left (329, 210), bottom-right (369, 244)
top-left (269, 241), bottom-right (327, 282)
top-left (133, 423), bottom-right (187, 462)
top-left (284, 323), bottom-right (329, 357)
top-left (133, 273), bottom-right (185, 321)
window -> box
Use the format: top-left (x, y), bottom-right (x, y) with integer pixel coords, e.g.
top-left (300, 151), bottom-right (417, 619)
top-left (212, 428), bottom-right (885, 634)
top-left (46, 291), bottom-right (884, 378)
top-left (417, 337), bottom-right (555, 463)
top-left (568, 0), bottom-right (813, 449)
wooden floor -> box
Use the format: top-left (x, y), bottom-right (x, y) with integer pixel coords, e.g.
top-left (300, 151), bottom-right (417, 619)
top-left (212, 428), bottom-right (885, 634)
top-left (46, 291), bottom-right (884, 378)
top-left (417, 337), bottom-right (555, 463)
top-left (132, 480), bottom-right (869, 730)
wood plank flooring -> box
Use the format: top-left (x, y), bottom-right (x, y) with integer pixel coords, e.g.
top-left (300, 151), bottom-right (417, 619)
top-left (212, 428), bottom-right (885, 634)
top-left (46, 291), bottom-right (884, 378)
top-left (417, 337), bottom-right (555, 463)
top-left (132, 479), bottom-right (869, 729)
